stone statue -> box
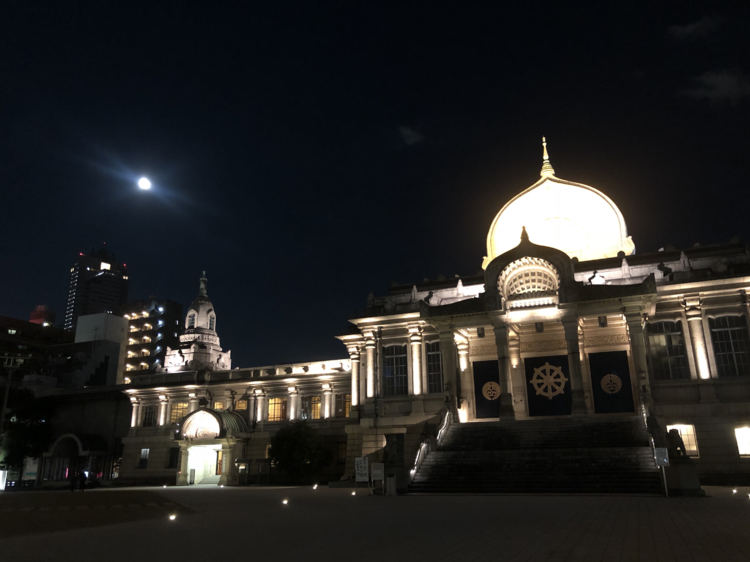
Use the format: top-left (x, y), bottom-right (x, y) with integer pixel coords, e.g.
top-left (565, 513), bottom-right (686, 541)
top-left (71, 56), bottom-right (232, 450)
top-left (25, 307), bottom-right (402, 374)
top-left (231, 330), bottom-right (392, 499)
top-left (666, 429), bottom-right (687, 459)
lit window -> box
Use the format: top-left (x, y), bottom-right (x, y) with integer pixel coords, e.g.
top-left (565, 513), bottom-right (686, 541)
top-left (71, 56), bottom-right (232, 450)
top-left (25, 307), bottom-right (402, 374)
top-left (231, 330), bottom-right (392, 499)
top-left (141, 349), bottom-right (150, 357)
top-left (426, 341), bottom-right (444, 393)
top-left (7, 329), bottom-right (16, 335)
top-left (666, 424), bottom-right (699, 457)
top-left (170, 402), bottom-right (188, 424)
top-left (127, 352), bottom-right (136, 358)
top-left (646, 322), bottom-right (691, 380)
top-left (125, 364), bottom-right (135, 371)
top-left (736, 428), bottom-right (750, 456)
top-left (335, 394), bottom-right (351, 418)
top-left (383, 345), bottom-right (408, 396)
top-left (709, 316), bottom-right (750, 377)
top-left (123, 276), bottom-right (129, 280)
top-left (235, 400), bottom-right (248, 411)
top-left (139, 362), bottom-right (149, 370)
top-left (302, 396), bottom-right (321, 420)
top-left (142, 337), bottom-right (151, 343)
top-left (268, 398), bottom-right (288, 422)
top-left (213, 401), bottom-right (224, 410)
top-left (100, 262), bottom-right (111, 270)
top-left (124, 377), bottom-right (131, 384)
top-left (188, 313), bottom-right (196, 329)
top-left (138, 448), bottom-right (149, 469)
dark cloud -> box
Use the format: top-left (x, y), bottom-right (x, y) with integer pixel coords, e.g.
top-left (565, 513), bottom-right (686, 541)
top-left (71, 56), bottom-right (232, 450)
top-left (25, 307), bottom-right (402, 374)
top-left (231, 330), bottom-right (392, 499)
top-left (398, 126), bottom-right (425, 146)
top-left (683, 69), bottom-right (750, 103)
top-left (667, 16), bottom-right (722, 40)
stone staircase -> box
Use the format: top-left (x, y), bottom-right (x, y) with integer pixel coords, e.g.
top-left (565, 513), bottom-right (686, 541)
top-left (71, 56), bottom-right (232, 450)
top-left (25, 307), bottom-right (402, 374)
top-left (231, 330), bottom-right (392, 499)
top-left (408, 416), bottom-right (663, 494)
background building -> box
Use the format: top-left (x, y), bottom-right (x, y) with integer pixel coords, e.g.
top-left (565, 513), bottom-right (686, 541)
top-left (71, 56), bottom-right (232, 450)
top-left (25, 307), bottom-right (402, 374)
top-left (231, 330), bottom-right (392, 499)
top-left (121, 298), bottom-right (183, 379)
top-left (64, 246), bottom-right (128, 332)
top-left (29, 305), bottom-right (55, 326)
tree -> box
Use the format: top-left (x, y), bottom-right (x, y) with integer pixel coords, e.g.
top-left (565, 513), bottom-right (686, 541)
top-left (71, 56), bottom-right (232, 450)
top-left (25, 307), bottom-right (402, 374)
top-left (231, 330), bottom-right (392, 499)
top-left (268, 421), bottom-right (331, 480)
top-left (0, 388), bottom-right (53, 472)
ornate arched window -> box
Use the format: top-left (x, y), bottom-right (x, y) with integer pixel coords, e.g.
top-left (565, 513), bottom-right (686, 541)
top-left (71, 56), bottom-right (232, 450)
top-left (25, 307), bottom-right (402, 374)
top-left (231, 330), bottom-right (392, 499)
top-left (498, 257), bottom-right (559, 308)
top-left (188, 313), bottom-right (196, 329)
top-left (209, 315), bottom-right (215, 331)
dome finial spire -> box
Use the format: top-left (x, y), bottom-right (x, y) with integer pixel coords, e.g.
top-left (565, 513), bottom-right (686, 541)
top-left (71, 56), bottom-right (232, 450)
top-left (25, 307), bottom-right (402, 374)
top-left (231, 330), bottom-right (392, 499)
top-left (199, 271), bottom-right (208, 296)
top-left (541, 136), bottom-right (555, 177)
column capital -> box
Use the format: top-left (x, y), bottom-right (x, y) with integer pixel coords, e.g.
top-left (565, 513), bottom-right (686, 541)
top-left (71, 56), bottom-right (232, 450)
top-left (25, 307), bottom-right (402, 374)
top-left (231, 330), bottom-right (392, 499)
top-left (408, 323), bottom-right (423, 343)
top-left (346, 344), bottom-right (361, 360)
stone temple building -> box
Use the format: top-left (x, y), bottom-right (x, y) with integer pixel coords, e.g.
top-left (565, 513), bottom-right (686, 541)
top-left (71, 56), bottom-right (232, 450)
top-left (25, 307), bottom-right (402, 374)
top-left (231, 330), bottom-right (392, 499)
top-left (119, 140), bottom-right (750, 491)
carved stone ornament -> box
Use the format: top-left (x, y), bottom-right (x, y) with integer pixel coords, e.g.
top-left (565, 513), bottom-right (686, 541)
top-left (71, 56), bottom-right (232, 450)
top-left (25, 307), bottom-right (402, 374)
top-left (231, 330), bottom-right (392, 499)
top-left (530, 362), bottom-right (568, 400)
top-left (520, 340), bottom-right (568, 352)
top-left (584, 335), bottom-right (629, 347)
top-left (600, 374), bottom-right (622, 394)
top-left (482, 381), bottom-right (501, 400)
top-left (470, 345), bottom-right (498, 356)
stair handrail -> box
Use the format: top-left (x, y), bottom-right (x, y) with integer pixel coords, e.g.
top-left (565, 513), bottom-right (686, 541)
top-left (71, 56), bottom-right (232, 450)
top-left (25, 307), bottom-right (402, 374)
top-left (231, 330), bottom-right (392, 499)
top-left (409, 408), bottom-right (451, 482)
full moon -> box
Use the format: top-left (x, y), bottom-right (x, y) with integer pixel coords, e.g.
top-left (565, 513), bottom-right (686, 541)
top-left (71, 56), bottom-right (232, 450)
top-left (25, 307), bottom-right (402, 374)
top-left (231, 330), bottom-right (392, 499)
top-left (138, 177), bottom-right (151, 190)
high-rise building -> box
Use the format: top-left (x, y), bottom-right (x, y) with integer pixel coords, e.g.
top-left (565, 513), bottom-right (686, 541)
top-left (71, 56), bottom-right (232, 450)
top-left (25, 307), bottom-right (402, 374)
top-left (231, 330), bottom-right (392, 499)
top-left (64, 246), bottom-right (129, 332)
top-left (121, 297), bottom-right (183, 379)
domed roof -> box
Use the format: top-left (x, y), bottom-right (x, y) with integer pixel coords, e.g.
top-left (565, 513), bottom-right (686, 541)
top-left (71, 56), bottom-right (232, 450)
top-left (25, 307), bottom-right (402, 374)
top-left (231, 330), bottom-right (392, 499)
top-left (185, 272), bottom-right (218, 332)
top-left (482, 139), bottom-right (635, 269)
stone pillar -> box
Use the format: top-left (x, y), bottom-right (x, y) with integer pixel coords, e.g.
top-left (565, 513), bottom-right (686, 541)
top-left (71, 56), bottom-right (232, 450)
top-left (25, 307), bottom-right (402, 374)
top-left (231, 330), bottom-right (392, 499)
top-left (508, 333), bottom-right (526, 415)
top-left (177, 443), bottom-right (189, 486)
top-left (288, 387), bottom-right (299, 420)
top-left (408, 325), bottom-right (423, 395)
top-left (188, 394), bottom-right (199, 413)
top-left (684, 297), bottom-right (711, 380)
top-left (130, 397), bottom-right (140, 427)
top-left (363, 329), bottom-right (376, 399)
top-left (322, 383), bottom-right (333, 419)
top-left (218, 443), bottom-right (232, 486)
top-left (255, 390), bottom-right (265, 423)
top-left (439, 330), bottom-right (460, 418)
top-left (347, 344), bottom-right (361, 407)
top-left (247, 393), bottom-right (257, 425)
top-left (562, 319), bottom-right (588, 414)
top-left (625, 312), bottom-right (652, 405)
top-left (490, 322), bottom-right (515, 417)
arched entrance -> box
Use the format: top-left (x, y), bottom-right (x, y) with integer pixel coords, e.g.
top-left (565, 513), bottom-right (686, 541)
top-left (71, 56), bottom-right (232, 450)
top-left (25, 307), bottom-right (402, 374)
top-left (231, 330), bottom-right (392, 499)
top-left (42, 433), bottom-right (109, 482)
top-left (177, 408), bottom-right (247, 486)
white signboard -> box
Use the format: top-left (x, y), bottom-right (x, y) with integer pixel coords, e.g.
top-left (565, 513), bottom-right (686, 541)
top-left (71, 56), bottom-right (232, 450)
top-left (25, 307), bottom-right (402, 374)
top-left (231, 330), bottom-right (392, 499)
top-left (354, 457), bottom-right (369, 482)
top-left (371, 463), bottom-right (385, 481)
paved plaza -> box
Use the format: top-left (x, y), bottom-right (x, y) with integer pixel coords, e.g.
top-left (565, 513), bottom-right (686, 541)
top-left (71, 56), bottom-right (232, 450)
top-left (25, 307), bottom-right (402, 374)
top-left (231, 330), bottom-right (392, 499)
top-left (1, 486), bottom-right (750, 561)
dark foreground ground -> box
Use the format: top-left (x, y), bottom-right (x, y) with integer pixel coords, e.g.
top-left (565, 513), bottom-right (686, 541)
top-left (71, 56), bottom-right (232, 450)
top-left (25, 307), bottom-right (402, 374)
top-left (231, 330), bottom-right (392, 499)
top-left (1, 485), bottom-right (749, 561)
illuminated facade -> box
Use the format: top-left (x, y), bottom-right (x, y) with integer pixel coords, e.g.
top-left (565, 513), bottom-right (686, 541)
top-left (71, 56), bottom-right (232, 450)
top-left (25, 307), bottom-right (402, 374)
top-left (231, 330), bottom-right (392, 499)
top-left (122, 298), bottom-right (182, 378)
top-left (119, 141), bottom-right (750, 490)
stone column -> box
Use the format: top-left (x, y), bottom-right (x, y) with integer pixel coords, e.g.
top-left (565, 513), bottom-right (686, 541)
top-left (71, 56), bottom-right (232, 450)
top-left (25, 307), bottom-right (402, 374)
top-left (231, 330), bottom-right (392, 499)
top-left (177, 443), bottom-right (189, 486)
top-left (408, 325), bottom-right (423, 396)
top-left (490, 322), bottom-right (515, 417)
top-left (130, 397), bottom-right (140, 427)
top-left (363, 329), bottom-right (376, 399)
top-left (255, 390), bottom-right (265, 423)
top-left (508, 333), bottom-right (526, 415)
top-left (247, 393), bottom-right (257, 425)
top-left (562, 319), bottom-right (588, 414)
top-left (188, 394), bottom-right (199, 413)
top-left (439, 330), bottom-right (460, 418)
top-left (346, 344), bottom-right (361, 407)
top-left (625, 312), bottom-right (652, 405)
top-left (163, 400), bottom-right (172, 426)
top-left (288, 387), bottom-right (299, 420)
top-left (684, 297), bottom-right (711, 380)
top-left (218, 444), bottom-right (232, 486)
top-left (322, 383), bottom-right (333, 419)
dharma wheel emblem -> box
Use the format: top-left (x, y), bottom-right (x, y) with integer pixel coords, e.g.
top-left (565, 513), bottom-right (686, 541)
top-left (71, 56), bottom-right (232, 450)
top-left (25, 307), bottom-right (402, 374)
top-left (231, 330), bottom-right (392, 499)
top-left (482, 381), bottom-right (501, 400)
top-left (601, 374), bottom-right (622, 394)
top-left (530, 362), bottom-right (568, 400)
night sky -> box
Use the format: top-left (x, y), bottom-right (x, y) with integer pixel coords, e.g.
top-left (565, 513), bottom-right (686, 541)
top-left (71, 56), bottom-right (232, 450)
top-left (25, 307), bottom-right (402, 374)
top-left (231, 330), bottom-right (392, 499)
top-left (2, 2), bottom-right (749, 367)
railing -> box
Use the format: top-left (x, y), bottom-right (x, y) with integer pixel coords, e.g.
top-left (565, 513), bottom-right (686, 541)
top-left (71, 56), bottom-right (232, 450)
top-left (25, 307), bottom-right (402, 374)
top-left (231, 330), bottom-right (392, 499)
top-left (409, 407), bottom-right (452, 484)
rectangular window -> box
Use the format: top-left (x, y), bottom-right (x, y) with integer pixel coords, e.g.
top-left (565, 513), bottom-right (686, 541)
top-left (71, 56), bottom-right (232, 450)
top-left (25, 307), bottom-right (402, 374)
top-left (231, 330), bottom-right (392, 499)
top-left (167, 448), bottom-right (180, 469)
top-left (170, 402), bottom-right (188, 424)
top-left (301, 396), bottom-right (321, 420)
top-left (213, 401), bottom-right (224, 410)
top-left (709, 316), bottom-right (750, 377)
top-left (235, 400), bottom-right (248, 411)
top-left (666, 424), bottom-right (699, 457)
top-left (736, 427), bottom-right (750, 456)
top-left (138, 448), bottom-right (149, 469)
top-left (383, 344), bottom-right (408, 396)
top-left (426, 341), bottom-right (444, 393)
top-left (646, 322), bottom-right (690, 380)
top-left (335, 394), bottom-right (351, 418)
top-left (268, 398), bottom-right (288, 422)
top-left (141, 405), bottom-right (157, 427)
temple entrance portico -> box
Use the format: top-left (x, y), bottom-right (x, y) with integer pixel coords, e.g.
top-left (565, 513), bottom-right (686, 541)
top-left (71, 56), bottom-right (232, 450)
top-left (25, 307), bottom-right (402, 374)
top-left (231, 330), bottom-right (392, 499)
top-left (186, 443), bottom-right (222, 485)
